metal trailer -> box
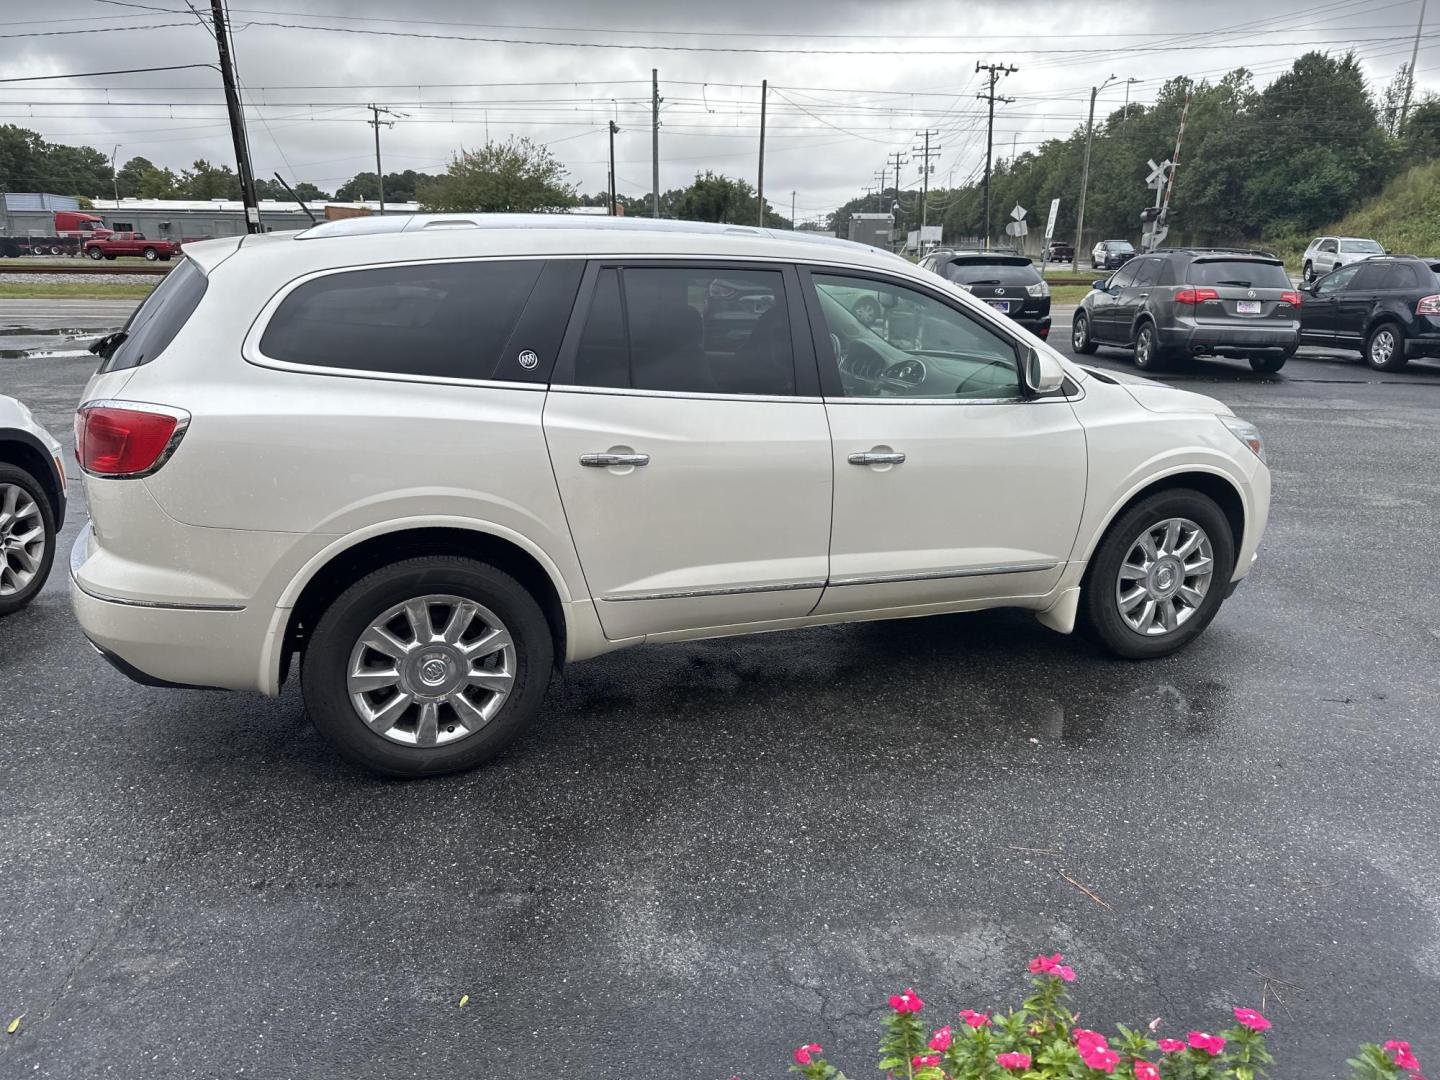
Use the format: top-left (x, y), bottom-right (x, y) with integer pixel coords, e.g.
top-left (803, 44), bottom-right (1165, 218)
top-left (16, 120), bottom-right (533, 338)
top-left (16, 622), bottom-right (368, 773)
top-left (0, 193), bottom-right (101, 257)
top-left (848, 212), bottom-right (894, 251)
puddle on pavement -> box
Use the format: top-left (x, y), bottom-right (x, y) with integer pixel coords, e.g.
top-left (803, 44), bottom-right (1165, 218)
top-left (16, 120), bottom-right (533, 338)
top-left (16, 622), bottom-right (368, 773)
top-left (0, 324), bottom-right (115, 361)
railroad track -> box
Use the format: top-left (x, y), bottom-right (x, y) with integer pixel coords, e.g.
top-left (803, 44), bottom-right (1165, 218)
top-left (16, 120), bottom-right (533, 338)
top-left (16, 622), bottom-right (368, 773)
top-left (0, 261), bottom-right (171, 276)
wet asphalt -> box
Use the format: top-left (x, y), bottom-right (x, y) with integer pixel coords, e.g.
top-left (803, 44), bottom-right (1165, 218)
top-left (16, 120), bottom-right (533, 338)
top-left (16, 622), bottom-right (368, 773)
top-left (2, 300), bottom-right (1439, 1078)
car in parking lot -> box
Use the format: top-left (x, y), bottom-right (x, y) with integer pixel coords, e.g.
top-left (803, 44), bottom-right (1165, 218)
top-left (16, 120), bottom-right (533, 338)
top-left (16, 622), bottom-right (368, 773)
top-left (1045, 241), bottom-right (1074, 263)
top-left (1071, 248), bottom-right (1301, 373)
top-left (69, 215), bottom-right (1270, 777)
top-left (1091, 240), bottom-right (1136, 270)
top-left (1299, 254), bottom-right (1440, 370)
top-left (1301, 235), bottom-right (1385, 283)
top-left (0, 394), bottom-right (66, 615)
top-left (919, 248), bottom-right (1052, 339)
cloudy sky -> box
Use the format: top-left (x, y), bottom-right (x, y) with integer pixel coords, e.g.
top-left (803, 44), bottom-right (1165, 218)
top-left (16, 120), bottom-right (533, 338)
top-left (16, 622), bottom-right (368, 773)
top-left (4, 0), bottom-right (1431, 219)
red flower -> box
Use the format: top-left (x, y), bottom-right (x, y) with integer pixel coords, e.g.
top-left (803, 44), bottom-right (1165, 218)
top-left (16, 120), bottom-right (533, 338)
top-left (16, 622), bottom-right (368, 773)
top-left (1156, 1040), bottom-right (1185, 1054)
top-left (1387, 1042), bottom-right (1423, 1072)
top-left (928, 1026), bottom-right (952, 1051)
top-left (912, 1053), bottom-right (942, 1068)
top-left (1074, 1029), bottom-right (1108, 1050)
top-left (960, 1009), bottom-right (991, 1029)
top-left (1187, 1031), bottom-right (1226, 1056)
top-left (888, 987), bottom-right (925, 1014)
top-left (1133, 1061), bottom-right (1159, 1080)
top-left (1029, 952), bottom-right (1077, 982)
top-left (1074, 1030), bottom-right (1118, 1073)
top-left (1233, 1007), bottom-right (1271, 1032)
top-left (997, 1052), bottom-right (1033, 1071)
top-left (792, 1043), bottom-right (822, 1066)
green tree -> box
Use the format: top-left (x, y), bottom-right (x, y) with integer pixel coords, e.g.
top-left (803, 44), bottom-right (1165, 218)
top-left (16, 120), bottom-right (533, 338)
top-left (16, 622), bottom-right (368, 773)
top-left (419, 138), bottom-right (576, 212)
top-left (673, 170), bottom-right (787, 227)
top-left (179, 159), bottom-right (241, 199)
top-left (336, 169), bottom-right (433, 202)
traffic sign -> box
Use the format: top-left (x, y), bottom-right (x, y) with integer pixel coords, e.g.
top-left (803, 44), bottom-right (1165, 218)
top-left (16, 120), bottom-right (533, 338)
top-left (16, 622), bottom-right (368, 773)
top-left (1044, 197), bottom-right (1060, 240)
top-left (1010, 203), bottom-right (1027, 221)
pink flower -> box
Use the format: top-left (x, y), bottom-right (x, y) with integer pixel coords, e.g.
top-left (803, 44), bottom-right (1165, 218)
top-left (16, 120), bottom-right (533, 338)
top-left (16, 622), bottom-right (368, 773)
top-left (1148, 1018), bottom-right (1163, 1032)
top-left (1133, 1061), bottom-right (1158, 1080)
top-left (888, 987), bottom-right (925, 1014)
top-left (928, 1026), bottom-right (953, 1051)
top-left (1233, 1007), bottom-right (1270, 1032)
top-left (912, 1053), bottom-right (942, 1068)
top-left (960, 1009), bottom-right (991, 1029)
top-left (997, 1052), bottom-right (1033, 1071)
top-left (792, 1043), bottom-right (822, 1066)
top-left (1074, 1030), bottom-right (1118, 1073)
top-left (1157, 1040), bottom-right (1185, 1054)
top-left (1074, 1029), bottom-right (1109, 1050)
top-left (1187, 1032), bottom-right (1226, 1056)
top-left (1387, 1042), bottom-right (1423, 1072)
top-left (1029, 953), bottom-right (1077, 982)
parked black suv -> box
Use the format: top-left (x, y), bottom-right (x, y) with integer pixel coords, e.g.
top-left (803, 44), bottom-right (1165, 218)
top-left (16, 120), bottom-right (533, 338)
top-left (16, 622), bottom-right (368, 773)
top-left (1299, 255), bottom-right (1440, 371)
top-left (1071, 249), bottom-right (1301, 373)
top-left (919, 249), bottom-right (1052, 339)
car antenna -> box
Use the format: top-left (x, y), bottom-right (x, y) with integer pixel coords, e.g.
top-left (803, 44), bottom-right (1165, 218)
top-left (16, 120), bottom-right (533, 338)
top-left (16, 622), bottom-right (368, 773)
top-left (272, 172), bottom-right (318, 225)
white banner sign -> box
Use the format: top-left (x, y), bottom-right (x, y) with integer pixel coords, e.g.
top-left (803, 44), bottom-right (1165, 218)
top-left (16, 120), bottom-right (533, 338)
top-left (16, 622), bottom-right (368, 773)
top-left (1044, 198), bottom-right (1060, 240)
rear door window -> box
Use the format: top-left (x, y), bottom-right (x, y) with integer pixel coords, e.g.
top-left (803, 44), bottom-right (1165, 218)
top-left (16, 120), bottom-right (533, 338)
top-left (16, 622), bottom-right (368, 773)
top-left (96, 257), bottom-right (208, 374)
top-left (259, 260), bottom-right (543, 379)
top-left (1352, 263), bottom-right (1397, 291)
top-left (1185, 260), bottom-right (1291, 288)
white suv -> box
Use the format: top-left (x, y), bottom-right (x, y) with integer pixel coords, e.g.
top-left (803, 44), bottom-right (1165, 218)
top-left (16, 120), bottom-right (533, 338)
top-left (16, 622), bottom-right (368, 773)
top-left (71, 216), bottom-right (1270, 776)
top-left (1302, 236), bottom-right (1386, 282)
top-left (1, 394), bottom-right (66, 614)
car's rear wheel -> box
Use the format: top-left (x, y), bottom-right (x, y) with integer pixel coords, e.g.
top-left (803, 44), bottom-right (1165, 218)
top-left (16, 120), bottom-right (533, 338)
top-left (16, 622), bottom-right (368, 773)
top-left (1132, 321), bottom-right (1167, 371)
top-left (1248, 354), bottom-right (1287, 374)
top-left (301, 556), bottom-right (553, 777)
top-left (1365, 322), bottom-right (1408, 371)
top-left (1080, 490), bottom-right (1236, 659)
top-left (0, 464), bottom-right (56, 617)
top-left (1071, 313), bottom-right (1098, 354)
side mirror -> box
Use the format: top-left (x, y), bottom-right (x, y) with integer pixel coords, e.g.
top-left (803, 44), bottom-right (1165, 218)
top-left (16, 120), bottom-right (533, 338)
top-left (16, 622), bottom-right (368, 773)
top-left (1092, 279), bottom-right (1108, 292)
top-left (1022, 345), bottom-right (1066, 396)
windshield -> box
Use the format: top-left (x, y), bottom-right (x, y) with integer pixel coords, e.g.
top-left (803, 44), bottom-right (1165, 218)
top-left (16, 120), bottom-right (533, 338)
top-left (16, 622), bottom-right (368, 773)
top-left (941, 259), bottom-right (1041, 286)
top-left (1340, 239), bottom-right (1385, 253)
top-left (1107, 241), bottom-right (1135, 252)
top-left (1185, 260), bottom-right (1292, 288)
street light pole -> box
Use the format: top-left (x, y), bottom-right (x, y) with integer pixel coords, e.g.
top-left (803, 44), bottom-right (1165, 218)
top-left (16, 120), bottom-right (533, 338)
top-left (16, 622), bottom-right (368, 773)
top-left (1072, 74), bottom-right (1116, 274)
top-left (608, 119), bottom-right (619, 215)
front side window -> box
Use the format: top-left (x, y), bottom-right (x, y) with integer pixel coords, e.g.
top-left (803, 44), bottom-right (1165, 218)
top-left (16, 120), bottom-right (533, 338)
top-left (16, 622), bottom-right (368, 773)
top-left (811, 273), bottom-right (1021, 400)
top-left (1315, 263), bottom-right (1361, 296)
top-left (259, 260), bottom-right (542, 379)
top-left (1107, 262), bottom-right (1140, 290)
top-left (1129, 258), bottom-right (1161, 287)
top-left (572, 265), bottom-right (794, 396)
top-left (1320, 239), bottom-right (1339, 254)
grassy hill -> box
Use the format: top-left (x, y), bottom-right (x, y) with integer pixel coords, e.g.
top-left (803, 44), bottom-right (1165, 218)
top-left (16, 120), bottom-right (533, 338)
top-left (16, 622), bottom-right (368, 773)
top-left (1270, 160), bottom-right (1440, 266)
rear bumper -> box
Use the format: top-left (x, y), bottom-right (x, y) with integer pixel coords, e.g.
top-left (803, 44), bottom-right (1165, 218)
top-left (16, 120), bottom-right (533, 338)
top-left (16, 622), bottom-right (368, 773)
top-left (1158, 322), bottom-right (1299, 356)
top-left (1404, 333), bottom-right (1440, 357)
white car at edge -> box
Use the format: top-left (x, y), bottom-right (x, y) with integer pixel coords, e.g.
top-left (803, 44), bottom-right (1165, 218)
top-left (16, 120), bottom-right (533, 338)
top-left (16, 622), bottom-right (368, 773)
top-left (0, 393), bottom-right (66, 615)
top-left (70, 215), bottom-right (1270, 776)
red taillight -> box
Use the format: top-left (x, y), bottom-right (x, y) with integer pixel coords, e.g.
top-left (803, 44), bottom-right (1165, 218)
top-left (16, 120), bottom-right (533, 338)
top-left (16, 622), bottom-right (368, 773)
top-left (1417, 294), bottom-right (1440, 316)
top-left (1174, 287), bottom-right (1220, 305)
top-left (75, 402), bottom-right (189, 477)
top-left (1280, 291), bottom-right (1302, 307)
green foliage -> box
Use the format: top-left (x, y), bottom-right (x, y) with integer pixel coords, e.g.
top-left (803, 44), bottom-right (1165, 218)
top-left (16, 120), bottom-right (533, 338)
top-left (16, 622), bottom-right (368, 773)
top-left (0, 125), bottom-right (113, 197)
top-left (669, 170), bottom-right (789, 227)
top-left (418, 137), bottom-right (576, 212)
top-left (334, 169), bottom-right (435, 203)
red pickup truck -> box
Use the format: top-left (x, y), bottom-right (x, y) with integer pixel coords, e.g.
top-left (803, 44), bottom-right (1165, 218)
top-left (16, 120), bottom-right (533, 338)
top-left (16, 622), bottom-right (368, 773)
top-left (83, 232), bottom-right (181, 262)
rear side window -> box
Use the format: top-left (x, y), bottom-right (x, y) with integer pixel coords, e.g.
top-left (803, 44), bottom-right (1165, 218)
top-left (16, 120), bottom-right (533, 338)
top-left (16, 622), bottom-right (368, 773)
top-left (1185, 260), bottom-right (1291, 288)
top-left (260, 260), bottom-right (542, 379)
top-left (940, 259), bottom-right (1040, 287)
top-left (1354, 262), bottom-right (1417, 290)
top-left (98, 257), bottom-right (208, 374)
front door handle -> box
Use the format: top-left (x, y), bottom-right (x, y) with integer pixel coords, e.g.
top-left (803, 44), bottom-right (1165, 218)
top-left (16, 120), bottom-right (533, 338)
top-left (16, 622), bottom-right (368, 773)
top-left (1137, 292), bottom-right (1149, 299)
top-left (848, 450), bottom-right (906, 466)
top-left (581, 452), bottom-right (650, 468)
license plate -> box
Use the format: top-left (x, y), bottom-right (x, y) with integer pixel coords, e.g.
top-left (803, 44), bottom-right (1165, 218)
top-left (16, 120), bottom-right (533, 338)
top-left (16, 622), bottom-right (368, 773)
top-left (986, 300), bottom-right (1011, 313)
top-left (1236, 300), bottom-right (1262, 314)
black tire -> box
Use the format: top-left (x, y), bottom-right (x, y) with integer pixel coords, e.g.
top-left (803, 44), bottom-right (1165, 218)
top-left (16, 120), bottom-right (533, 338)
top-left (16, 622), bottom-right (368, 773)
top-left (1365, 321), bottom-right (1408, 371)
top-left (301, 556), bottom-right (554, 777)
top-left (1302, 261), bottom-right (1314, 284)
top-left (1079, 489), bottom-right (1237, 660)
top-left (0, 462), bottom-right (57, 617)
top-left (142, 247), bottom-right (158, 261)
top-left (87, 246), bottom-right (103, 260)
top-left (1248, 354), bottom-right (1287, 374)
top-left (1071, 312), bottom-right (1099, 354)
top-left (1132, 321), bottom-right (1168, 371)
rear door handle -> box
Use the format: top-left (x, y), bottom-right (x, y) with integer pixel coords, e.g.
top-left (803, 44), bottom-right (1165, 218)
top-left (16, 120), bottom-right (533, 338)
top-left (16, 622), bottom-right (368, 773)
top-left (580, 452), bottom-right (650, 468)
top-left (848, 451), bottom-right (906, 466)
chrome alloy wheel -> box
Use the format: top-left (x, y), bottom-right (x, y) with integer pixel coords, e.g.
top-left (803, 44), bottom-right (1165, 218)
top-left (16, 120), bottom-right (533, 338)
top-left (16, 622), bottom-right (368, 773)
top-left (1369, 327), bottom-right (1397, 366)
top-left (0, 483), bottom-right (46, 597)
top-left (1072, 318), bottom-right (1088, 350)
top-left (1114, 517), bottom-right (1215, 636)
top-left (346, 594), bottom-right (515, 747)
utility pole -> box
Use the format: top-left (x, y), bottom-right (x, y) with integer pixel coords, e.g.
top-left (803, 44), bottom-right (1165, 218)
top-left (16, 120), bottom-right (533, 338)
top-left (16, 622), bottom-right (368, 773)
top-left (110, 144), bottom-right (121, 203)
top-left (874, 170), bottom-right (886, 213)
top-left (913, 131), bottom-right (941, 251)
top-left (367, 104), bottom-right (403, 215)
top-left (790, 190), bottom-right (796, 229)
top-left (975, 61), bottom-right (1017, 250)
top-left (652, 68), bottom-right (661, 218)
top-left (1071, 74), bottom-right (1116, 274)
top-left (887, 149), bottom-right (907, 245)
top-left (757, 79), bottom-right (768, 226)
top-left (608, 120), bottom-right (620, 215)
top-left (1123, 77), bottom-right (1141, 127)
top-left (210, 0), bottom-right (261, 233)
top-left (1402, 0), bottom-right (1428, 125)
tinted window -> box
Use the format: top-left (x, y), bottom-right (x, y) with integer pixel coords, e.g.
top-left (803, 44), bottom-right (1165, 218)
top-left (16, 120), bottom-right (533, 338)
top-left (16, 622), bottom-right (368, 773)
top-left (940, 258), bottom-right (1040, 286)
top-left (1315, 264), bottom-right (1361, 296)
top-left (1352, 262), bottom-right (1408, 290)
top-left (811, 273), bottom-right (1021, 400)
top-left (1129, 258), bottom-right (1161, 287)
top-left (1108, 263), bottom-right (1139, 290)
top-left (97, 257), bottom-right (208, 374)
top-left (260, 260), bottom-right (542, 379)
top-left (572, 266), bottom-right (794, 396)
top-left (1185, 260), bottom-right (1291, 288)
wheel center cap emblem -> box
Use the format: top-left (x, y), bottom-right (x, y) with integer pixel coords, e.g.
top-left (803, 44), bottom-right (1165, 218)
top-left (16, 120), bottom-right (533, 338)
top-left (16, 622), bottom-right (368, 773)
top-left (1156, 566), bottom-right (1175, 591)
top-left (419, 656), bottom-right (450, 686)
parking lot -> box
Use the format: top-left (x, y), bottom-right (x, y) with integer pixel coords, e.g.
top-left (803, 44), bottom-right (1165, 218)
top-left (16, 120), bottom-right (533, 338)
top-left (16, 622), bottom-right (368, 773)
top-left (3, 297), bottom-right (1439, 1078)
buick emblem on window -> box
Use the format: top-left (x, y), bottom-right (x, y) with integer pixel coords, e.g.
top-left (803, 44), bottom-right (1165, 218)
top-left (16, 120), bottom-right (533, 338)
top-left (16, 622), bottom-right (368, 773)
top-left (517, 349), bottom-right (539, 370)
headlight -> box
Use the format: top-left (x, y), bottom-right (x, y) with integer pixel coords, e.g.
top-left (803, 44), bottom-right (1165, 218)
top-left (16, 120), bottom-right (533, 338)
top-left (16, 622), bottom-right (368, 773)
top-left (1220, 415), bottom-right (1265, 463)
top-left (1027, 280), bottom-right (1051, 298)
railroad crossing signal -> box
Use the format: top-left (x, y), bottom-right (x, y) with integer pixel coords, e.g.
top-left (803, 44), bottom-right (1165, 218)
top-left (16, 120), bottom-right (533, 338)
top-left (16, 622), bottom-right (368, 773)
top-left (1146, 158), bottom-right (1172, 191)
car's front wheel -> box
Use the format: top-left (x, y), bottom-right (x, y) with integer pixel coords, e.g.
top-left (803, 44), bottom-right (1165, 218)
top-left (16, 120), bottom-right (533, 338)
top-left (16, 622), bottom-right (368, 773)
top-left (1365, 322), bottom-right (1408, 371)
top-left (1071, 313), bottom-right (1098, 354)
top-left (1302, 261), bottom-right (1314, 283)
top-left (301, 556), bottom-right (554, 777)
top-left (1080, 490), bottom-right (1236, 659)
top-left (0, 464), bottom-right (56, 616)
top-left (87, 246), bottom-right (103, 260)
